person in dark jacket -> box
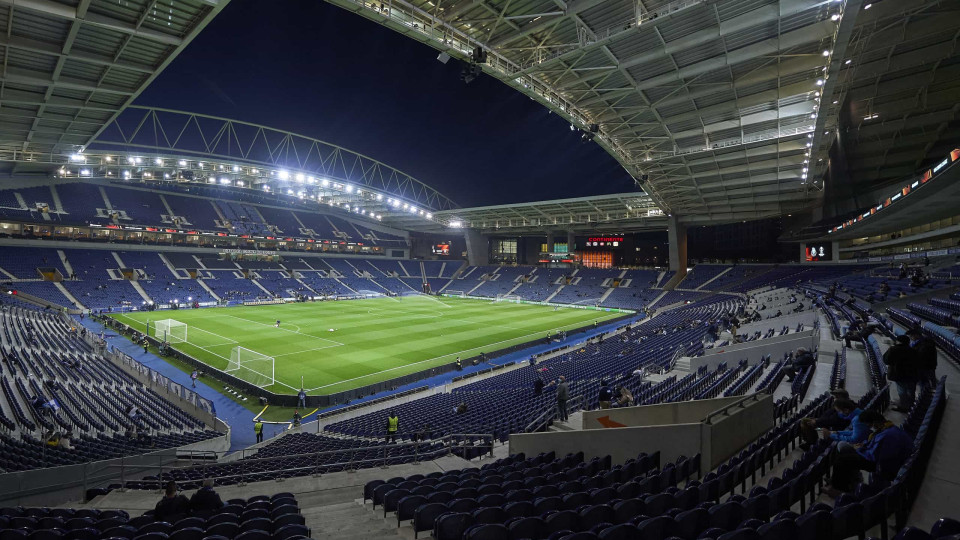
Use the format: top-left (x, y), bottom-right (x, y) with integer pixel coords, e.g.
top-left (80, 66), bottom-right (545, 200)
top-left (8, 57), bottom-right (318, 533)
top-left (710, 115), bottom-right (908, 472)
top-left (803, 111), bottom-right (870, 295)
top-left (799, 389), bottom-right (852, 449)
top-left (598, 380), bottom-right (613, 410)
top-left (784, 347), bottom-right (815, 382)
top-left (154, 481), bottom-right (190, 522)
top-left (556, 376), bottom-right (569, 422)
top-left (189, 479), bottom-right (224, 516)
top-left (907, 329), bottom-right (938, 389)
top-left (533, 377), bottom-right (544, 396)
top-left (884, 335), bottom-right (918, 412)
top-left (826, 411), bottom-right (913, 495)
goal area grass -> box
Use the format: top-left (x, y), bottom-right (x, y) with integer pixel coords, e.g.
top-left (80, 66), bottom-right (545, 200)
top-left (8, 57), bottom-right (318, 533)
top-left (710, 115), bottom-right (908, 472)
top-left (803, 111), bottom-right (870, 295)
top-left (110, 295), bottom-right (624, 395)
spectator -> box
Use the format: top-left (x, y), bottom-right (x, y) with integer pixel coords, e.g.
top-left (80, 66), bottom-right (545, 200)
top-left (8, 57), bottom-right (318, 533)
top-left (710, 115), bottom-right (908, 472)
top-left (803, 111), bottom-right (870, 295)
top-left (60, 431), bottom-right (73, 450)
top-left (292, 410), bottom-right (302, 427)
top-left (800, 389), bottom-right (852, 449)
top-left (254, 420), bottom-right (264, 444)
top-left (298, 387), bottom-right (307, 409)
top-left (820, 398), bottom-right (869, 444)
top-left (598, 380), bottom-right (613, 409)
top-left (385, 411), bottom-right (399, 443)
top-left (190, 369), bottom-right (199, 388)
top-left (533, 377), bottom-right (544, 396)
top-left (189, 479), bottom-right (224, 516)
top-left (455, 402), bottom-right (468, 415)
top-left (784, 347), bottom-right (815, 382)
top-left (907, 328), bottom-right (938, 389)
top-left (154, 481), bottom-right (190, 522)
top-left (616, 386), bottom-right (634, 407)
top-left (825, 411), bottom-right (913, 495)
top-left (884, 334), bottom-right (918, 412)
top-left (556, 376), bottom-right (569, 422)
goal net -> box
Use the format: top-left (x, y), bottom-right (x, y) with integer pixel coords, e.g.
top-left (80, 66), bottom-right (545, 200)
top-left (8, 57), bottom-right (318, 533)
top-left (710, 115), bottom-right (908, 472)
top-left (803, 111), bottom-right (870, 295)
top-left (496, 294), bottom-right (524, 303)
top-left (153, 319), bottom-right (187, 343)
top-left (227, 346), bottom-right (275, 388)
top-left (445, 290), bottom-right (466, 298)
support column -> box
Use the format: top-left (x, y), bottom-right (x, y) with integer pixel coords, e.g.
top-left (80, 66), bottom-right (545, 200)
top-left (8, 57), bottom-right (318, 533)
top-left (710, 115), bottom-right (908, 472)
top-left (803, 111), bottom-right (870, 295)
top-left (464, 230), bottom-right (488, 266)
top-left (546, 231), bottom-right (556, 253)
top-left (567, 231), bottom-right (576, 253)
top-left (668, 215), bottom-right (687, 275)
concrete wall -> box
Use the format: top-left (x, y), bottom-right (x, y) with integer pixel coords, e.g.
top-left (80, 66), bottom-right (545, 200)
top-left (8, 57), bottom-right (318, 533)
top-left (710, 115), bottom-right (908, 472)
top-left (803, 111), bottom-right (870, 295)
top-left (703, 394), bottom-right (774, 469)
top-left (692, 329), bottom-right (818, 370)
top-left (581, 395), bottom-right (747, 429)
top-left (510, 423), bottom-right (703, 466)
top-left (510, 394), bottom-right (775, 469)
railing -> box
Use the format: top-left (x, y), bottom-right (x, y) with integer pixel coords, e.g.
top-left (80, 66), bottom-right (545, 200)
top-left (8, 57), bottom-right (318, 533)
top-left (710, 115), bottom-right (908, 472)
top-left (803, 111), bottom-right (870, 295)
top-left (0, 432), bottom-right (494, 505)
top-left (523, 394), bottom-right (585, 433)
top-left (701, 393), bottom-right (764, 425)
top-left (108, 432), bottom-right (495, 488)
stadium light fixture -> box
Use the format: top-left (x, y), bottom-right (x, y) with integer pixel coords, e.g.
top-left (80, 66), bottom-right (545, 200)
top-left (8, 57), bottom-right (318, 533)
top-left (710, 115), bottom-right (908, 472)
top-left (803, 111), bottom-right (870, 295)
top-left (251, 168), bottom-right (259, 174)
top-left (308, 176), bottom-right (315, 184)
top-left (127, 157), bottom-right (136, 164)
top-left (105, 156), bottom-right (112, 162)
top-left (296, 173), bottom-right (305, 183)
top-left (426, 213), bottom-right (432, 219)
top-left (80, 169), bottom-right (90, 176)
top-left (237, 180), bottom-right (244, 187)
top-left (179, 160), bottom-right (187, 166)
top-left (70, 153), bottom-right (84, 162)
top-left (220, 177), bottom-right (230, 184)
top-left (233, 165), bottom-right (240, 172)
top-left (816, 79), bottom-right (824, 86)
top-left (287, 189), bottom-right (295, 195)
top-left (155, 158), bottom-right (163, 165)
top-left (831, 13), bottom-right (839, 20)
top-left (135, 157), bottom-right (142, 164)
top-left (123, 170), bottom-right (131, 178)
top-left (377, 194), bottom-right (383, 201)
top-left (822, 50), bottom-right (831, 57)
top-left (321, 178), bottom-right (329, 187)
top-left (279, 170), bottom-right (290, 181)
top-left (345, 184), bottom-right (354, 193)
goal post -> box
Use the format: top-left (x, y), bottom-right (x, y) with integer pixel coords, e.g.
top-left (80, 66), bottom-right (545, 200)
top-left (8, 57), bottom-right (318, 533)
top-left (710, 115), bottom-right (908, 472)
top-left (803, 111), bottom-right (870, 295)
top-left (495, 294), bottom-right (524, 304)
top-left (153, 319), bottom-right (187, 343)
top-left (227, 346), bottom-right (275, 388)
top-left (444, 290), bottom-right (466, 298)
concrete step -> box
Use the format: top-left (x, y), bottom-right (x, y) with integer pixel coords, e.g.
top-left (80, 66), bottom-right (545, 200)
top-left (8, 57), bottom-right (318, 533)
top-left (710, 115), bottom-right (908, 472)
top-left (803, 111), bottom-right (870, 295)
top-left (309, 500), bottom-right (400, 540)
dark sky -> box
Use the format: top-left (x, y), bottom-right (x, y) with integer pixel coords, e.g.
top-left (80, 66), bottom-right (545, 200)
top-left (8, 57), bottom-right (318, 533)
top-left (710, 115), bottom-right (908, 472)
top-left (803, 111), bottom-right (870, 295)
top-left (134, 0), bottom-right (637, 207)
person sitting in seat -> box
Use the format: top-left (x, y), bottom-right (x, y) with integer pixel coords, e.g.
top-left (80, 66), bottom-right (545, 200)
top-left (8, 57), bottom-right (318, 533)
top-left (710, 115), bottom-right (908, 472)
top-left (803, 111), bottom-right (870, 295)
top-left (154, 481), bottom-right (190, 522)
top-left (800, 390), bottom-right (853, 450)
top-left (825, 410), bottom-right (913, 496)
top-left (454, 402), bottom-right (468, 415)
top-left (820, 398), bottom-right (869, 444)
top-left (784, 347), bottom-right (815, 382)
top-left (598, 380), bottom-right (613, 409)
top-left (616, 386), bottom-right (634, 407)
top-left (189, 478), bottom-right (224, 516)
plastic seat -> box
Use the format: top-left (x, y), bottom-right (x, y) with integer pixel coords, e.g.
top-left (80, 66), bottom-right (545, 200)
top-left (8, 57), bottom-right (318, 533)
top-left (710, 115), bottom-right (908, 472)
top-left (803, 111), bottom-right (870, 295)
top-left (167, 528), bottom-right (203, 540)
top-left (893, 529), bottom-right (933, 540)
top-left (239, 518), bottom-right (272, 534)
top-left (28, 532), bottom-right (63, 540)
top-left (272, 524), bottom-right (309, 540)
top-left (933, 519), bottom-right (960, 539)
top-left (435, 513), bottom-right (473, 540)
top-left (612, 499), bottom-right (645, 525)
top-left (718, 529), bottom-right (760, 540)
top-left (796, 510), bottom-right (832, 540)
top-left (758, 519), bottom-right (798, 540)
top-left (545, 511), bottom-right (579, 534)
top-left (580, 506), bottom-right (616, 531)
top-left (636, 516), bottom-right (675, 540)
top-left (508, 517), bottom-right (546, 540)
top-left (598, 524), bottom-right (640, 540)
top-left (102, 526), bottom-right (137, 539)
top-left (472, 507), bottom-right (508, 526)
top-left (204, 522), bottom-right (239, 539)
top-left (673, 508), bottom-right (710, 540)
top-left (396, 495), bottom-right (427, 526)
top-left (709, 502), bottom-right (744, 531)
top-left (504, 501), bottom-right (535, 519)
top-left (831, 503), bottom-right (865, 540)
top-left (234, 531), bottom-right (270, 540)
top-left (534, 497), bottom-right (562, 514)
top-left (412, 503), bottom-right (447, 538)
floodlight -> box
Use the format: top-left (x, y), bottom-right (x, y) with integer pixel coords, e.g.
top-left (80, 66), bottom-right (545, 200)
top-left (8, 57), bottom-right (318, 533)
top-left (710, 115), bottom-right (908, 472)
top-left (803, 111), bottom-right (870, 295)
top-left (123, 170), bottom-right (131, 178)
top-left (321, 178), bottom-right (329, 187)
top-left (233, 165), bottom-right (240, 172)
top-left (822, 50), bottom-right (830, 57)
top-left (70, 153), bottom-right (84, 162)
top-left (237, 180), bottom-right (244, 187)
top-left (816, 79), bottom-right (824, 86)
top-left (279, 170), bottom-right (290, 180)
top-left (345, 184), bottom-right (354, 193)
top-left (105, 156), bottom-right (113, 162)
top-left (251, 168), bottom-right (259, 174)
top-left (80, 169), bottom-right (90, 176)
top-left (377, 194), bottom-right (383, 201)
top-left (179, 160), bottom-right (187, 166)
top-left (308, 176), bottom-right (315, 184)
top-left (426, 213), bottom-right (432, 219)
top-left (831, 13), bottom-right (839, 20)
top-left (128, 157), bottom-right (136, 164)
top-left (287, 189), bottom-right (294, 195)
top-left (296, 173), bottom-right (305, 182)
top-left (155, 158), bottom-right (163, 165)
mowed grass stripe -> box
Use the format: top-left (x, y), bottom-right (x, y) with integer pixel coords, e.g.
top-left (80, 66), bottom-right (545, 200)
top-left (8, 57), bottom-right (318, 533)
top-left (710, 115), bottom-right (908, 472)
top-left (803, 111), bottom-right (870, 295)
top-left (111, 296), bottom-right (623, 394)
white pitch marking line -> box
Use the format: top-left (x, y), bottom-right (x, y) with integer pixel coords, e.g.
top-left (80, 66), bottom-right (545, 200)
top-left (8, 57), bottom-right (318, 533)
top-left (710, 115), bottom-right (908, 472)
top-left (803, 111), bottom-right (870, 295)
top-left (305, 312), bottom-right (610, 392)
top-left (272, 344), bottom-right (342, 357)
top-left (219, 313), bottom-right (344, 346)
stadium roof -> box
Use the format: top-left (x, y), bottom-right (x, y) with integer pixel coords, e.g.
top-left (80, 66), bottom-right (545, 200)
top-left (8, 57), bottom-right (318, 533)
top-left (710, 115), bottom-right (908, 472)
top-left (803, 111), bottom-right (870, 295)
top-left (0, 0), bottom-right (230, 169)
top-left (433, 192), bottom-right (666, 233)
top-left (323, 0), bottom-right (960, 224)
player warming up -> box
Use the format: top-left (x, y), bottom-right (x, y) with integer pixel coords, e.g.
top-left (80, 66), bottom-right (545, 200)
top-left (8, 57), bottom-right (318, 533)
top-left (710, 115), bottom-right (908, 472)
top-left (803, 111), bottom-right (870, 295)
top-left (275, 320), bottom-right (281, 328)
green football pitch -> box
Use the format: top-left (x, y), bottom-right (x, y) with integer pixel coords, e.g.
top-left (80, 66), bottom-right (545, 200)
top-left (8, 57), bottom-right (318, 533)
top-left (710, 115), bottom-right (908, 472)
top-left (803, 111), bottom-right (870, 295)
top-left (110, 296), bottom-right (625, 395)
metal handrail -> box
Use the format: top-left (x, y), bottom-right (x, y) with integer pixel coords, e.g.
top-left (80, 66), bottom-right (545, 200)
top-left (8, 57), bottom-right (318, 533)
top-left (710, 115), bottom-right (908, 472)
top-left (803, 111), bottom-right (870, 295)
top-left (103, 432), bottom-right (496, 487)
top-left (701, 393), bottom-right (764, 425)
top-left (523, 393), bottom-right (585, 433)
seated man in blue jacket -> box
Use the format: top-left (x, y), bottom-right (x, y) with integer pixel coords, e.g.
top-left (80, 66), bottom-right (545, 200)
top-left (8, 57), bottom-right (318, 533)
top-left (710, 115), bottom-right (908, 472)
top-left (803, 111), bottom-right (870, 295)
top-left (821, 398), bottom-right (870, 445)
top-left (825, 410), bottom-right (913, 496)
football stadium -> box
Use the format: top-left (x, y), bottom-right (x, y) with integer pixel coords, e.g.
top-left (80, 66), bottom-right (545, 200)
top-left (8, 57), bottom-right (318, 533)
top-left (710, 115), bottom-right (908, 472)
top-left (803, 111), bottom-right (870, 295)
top-left (1, 0), bottom-right (960, 538)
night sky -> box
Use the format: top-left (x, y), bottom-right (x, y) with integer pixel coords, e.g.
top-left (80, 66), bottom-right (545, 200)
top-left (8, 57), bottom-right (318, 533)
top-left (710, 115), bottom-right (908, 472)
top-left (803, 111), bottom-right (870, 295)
top-left (134, 0), bottom-right (637, 207)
